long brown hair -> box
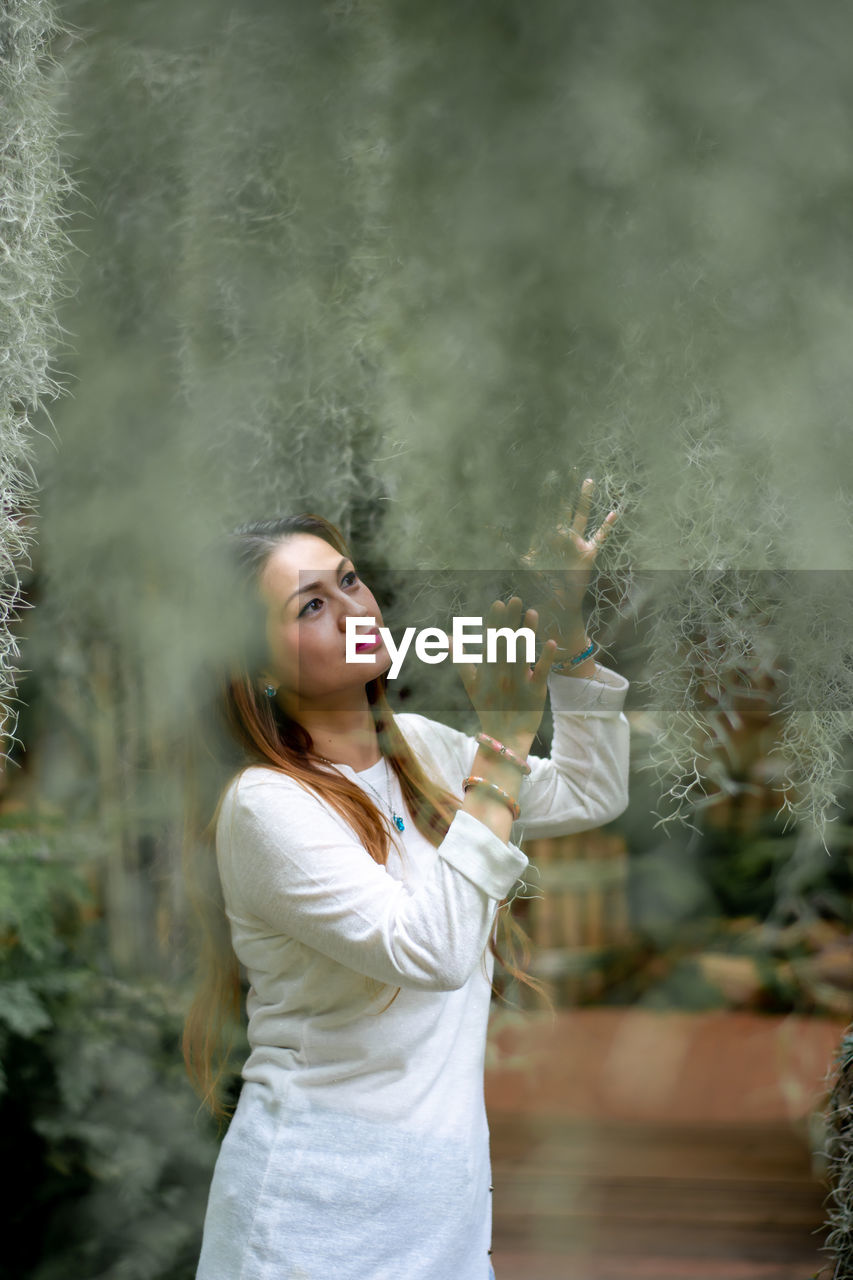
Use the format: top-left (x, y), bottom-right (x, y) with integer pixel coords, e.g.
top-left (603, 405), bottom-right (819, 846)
top-left (181, 513), bottom-right (552, 1119)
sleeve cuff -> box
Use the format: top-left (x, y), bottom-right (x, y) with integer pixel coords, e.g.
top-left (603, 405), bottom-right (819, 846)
top-left (547, 661), bottom-right (629, 716)
top-left (438, 808), bottom-right (529, 901)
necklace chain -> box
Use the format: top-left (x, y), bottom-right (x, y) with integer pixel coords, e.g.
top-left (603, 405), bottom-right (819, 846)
top-left (315, 752), bottom-right (405, 833)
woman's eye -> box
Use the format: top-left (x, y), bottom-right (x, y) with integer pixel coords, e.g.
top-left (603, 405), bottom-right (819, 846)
top-left (297, 573), bottom-right (356, 616)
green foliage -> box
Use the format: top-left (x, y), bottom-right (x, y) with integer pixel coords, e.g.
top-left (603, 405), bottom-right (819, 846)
top-left (0, 822), bottom-right (94, 1103)
top-left (0, 822), bottom-right (228, 1279)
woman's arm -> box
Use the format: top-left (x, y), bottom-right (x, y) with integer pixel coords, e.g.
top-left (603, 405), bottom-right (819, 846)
top-left (216, 769), bottom-right (528, 993)
top-left (515, 663), bottom-right (630, 838)
top-left (397, 660), bottom-right (630, 841)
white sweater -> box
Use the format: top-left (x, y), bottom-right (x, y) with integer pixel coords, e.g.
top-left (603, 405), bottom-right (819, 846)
top-left (196, 664), bottom-right (630, 1280)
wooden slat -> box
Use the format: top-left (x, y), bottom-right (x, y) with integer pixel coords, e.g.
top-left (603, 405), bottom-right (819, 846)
top-left (521, 831), bottom-right (634, 1001)
top-left (488, 1115), bottom-right (831, 1278)
top-left (490, 1250), bottom-right (825, 1280)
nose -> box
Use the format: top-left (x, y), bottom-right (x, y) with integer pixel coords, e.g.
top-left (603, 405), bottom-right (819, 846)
top-left (338, 598), bottom-right (374, 630)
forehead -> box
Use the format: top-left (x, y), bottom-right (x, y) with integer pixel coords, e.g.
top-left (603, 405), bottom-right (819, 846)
top-left (259, 534), bottom-right (347, 604)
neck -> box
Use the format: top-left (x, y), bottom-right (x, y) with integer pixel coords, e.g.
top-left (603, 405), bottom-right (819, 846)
top-left (279, 687), bottom-right (382, 772)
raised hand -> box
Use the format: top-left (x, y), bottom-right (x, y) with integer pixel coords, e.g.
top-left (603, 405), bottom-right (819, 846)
top-left (454, 596), bottom-right (558, 751)
top-left (521, 477), bottom-right (620, 622)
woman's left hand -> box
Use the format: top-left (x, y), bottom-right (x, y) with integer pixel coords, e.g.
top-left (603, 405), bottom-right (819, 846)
top-left (521, 477), bottom-right (620, 621)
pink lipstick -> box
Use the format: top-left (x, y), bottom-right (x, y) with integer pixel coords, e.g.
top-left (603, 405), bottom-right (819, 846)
top-left (354, 629), bottom-right (382, 653)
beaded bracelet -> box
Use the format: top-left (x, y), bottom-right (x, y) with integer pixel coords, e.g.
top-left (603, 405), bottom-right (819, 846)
top-left (462, 776), bottom-right (521, 821)
top-left (550, 640), bottom-right (598, 672)
top-left (475, 733), bottom-right (532, 776)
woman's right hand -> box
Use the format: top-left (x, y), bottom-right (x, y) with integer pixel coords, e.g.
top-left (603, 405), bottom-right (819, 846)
top-left (454, 596), bottom-right (558, 752)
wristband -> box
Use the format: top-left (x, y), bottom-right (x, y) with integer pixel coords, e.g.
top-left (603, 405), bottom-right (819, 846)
top-left (475, 733), bottom-right (532, 776)
top-left (462, 776), bottom-right (521, 821)
top-left (550, 640), bottom-right (598, 671)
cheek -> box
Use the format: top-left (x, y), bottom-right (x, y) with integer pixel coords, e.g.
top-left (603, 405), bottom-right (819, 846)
top-left (271, 621), bottom-right (329, 679)
top-left (364, 592), bottom-right (383, 625)
top-left (267, 619), bottom-right (299, 673)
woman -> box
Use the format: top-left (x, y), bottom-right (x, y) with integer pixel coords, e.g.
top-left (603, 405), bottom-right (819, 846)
top-left (184, 488), bottom-right (629, 1280)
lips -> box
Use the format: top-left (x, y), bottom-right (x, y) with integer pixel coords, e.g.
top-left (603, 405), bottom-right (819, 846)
top-left (354, 629), bottom-right (382, 653)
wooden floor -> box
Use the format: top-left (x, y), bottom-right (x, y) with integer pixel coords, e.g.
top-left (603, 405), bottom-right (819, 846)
top-left (488, 1115), bottom-right (829, 1279)
top-left (484, 1009), bottom-right (846, 1280)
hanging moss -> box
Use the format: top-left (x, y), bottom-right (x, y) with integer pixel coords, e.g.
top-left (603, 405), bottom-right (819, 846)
top-left (366, 0), bottom-right (853, 851)
top-left (17, 0), bottom-right (848, 848)
top-left (4, 2), bottom-right (853, 1272)
top-left (0, 0), bottom-right (71, 761)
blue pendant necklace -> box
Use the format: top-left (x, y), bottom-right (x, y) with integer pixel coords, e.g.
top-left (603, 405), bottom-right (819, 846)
top-left (316, 752), bottom-right (405, 832)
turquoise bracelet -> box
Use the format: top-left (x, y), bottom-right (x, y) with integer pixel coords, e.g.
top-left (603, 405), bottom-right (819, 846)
top-left (550, 640), bottom-right (598, 672)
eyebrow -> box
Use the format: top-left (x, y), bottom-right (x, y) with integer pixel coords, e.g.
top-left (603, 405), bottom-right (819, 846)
top-left (284, 558), bottom-right (352, 610)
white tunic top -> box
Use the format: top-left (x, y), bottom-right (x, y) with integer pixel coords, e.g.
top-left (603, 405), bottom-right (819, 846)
top-left (196, 664), bottom-right (630, 1280)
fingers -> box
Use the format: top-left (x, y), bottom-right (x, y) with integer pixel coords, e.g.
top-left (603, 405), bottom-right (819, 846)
top-left (531, 636), bottom-right (558, 684)
top-left (569, 476), bottom-right (595, 539)
top-left (591, 506), bottom-right (617, 547)
top-left (474, 596), bottom-right (542, 677)
top-left (523, 476), bottom-right (623, 571)
top-left (456, 597), bottom-right (555, 742)
top-left (489, 597), bottom-right (538, 642)
top-left (485, 595), bottom-right (527, 629)
top-left (565, 479), bottom-right (621, 553)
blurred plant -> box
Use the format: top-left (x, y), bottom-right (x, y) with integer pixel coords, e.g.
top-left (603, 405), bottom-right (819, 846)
top-left (0, 816), bottom-right (233, 1279)
top-left (4, 0), bottom-right (853, 1266)
top-left (0, 0), bottom-right (72, 761)
top-left (368, 0), bottom-right (853, 853)
top-left (14, 0), bottom-right (850, 865)
top-left (822, 1026), bottom-right (853, 1279)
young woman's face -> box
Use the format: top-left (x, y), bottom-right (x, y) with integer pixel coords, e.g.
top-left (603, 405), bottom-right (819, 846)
top-left (258, 533), bottom-right (392, 703)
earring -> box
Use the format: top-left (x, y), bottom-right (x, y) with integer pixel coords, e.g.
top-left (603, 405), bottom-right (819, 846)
top-left (263, 684), bottom-right (277, 698)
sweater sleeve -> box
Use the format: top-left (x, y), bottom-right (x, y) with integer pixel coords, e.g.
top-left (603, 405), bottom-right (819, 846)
top-left (216, 769), bottom-right (529, 993)
top-left (396, 661), bottom-right (630, 841)
top-left (513, 663), bottom-right (631, 839)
